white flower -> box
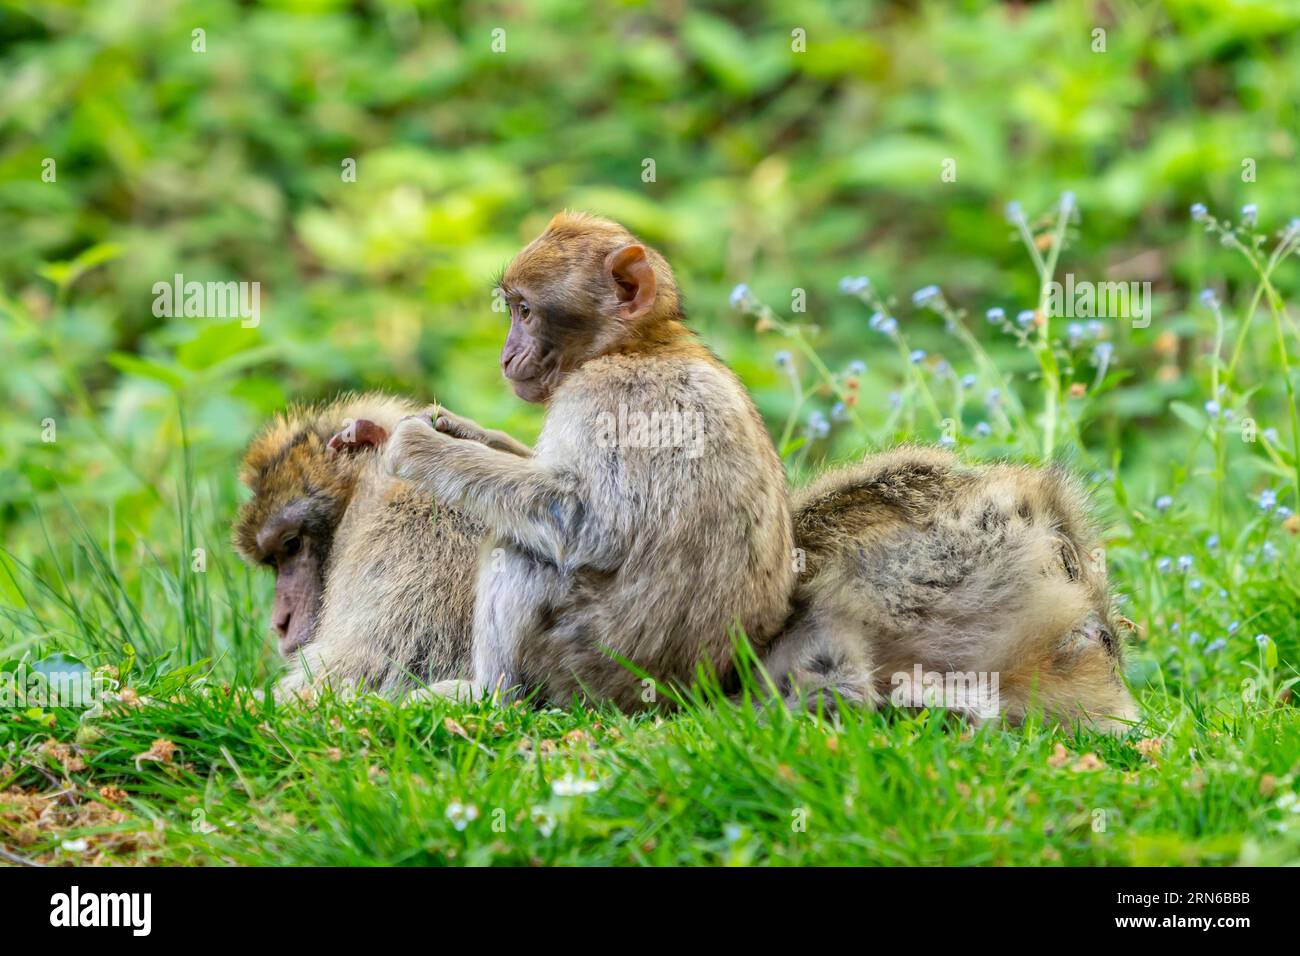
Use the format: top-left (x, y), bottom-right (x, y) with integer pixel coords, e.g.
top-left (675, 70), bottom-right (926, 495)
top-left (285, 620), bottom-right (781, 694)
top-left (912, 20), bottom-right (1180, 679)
top-left (551, 775), bottom-right (601, 797)
top-left (445, 800), bottom-right (479, 830)
top-left (530, 805), bottom-right (557, 837)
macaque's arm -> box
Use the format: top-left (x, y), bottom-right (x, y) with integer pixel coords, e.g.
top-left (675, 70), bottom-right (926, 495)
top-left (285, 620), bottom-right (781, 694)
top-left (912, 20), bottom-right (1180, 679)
top-left (386, 415), bottom-right (577, 557)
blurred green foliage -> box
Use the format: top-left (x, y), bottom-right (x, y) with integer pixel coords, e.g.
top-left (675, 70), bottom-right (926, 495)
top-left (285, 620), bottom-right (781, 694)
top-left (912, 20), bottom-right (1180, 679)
top-left (0, 0), bottom-right (1297, 679)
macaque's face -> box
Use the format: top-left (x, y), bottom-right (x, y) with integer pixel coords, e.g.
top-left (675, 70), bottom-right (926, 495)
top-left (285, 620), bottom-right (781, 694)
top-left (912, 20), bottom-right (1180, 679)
top-left (496, 218), bottom-right (660, 403)
top-left (234, 413), bottom-right (378, 660)
top-left (1058, 543), bottom-right (1127, 666)
top-left (253, 503), bottom-right (327, 657)
top-left (497, 288), bottom-right (562, 403)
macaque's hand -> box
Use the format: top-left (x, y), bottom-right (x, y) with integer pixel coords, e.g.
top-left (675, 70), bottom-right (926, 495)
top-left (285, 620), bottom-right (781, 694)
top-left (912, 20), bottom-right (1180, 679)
top-left (431, 408), bottom-right (494, 446)
top-left (424, 405), bottom-right (534, 458)
top-left (326, 418), bottom-right (389, 457)
top-left (383, 412), bottom-right (452, 481)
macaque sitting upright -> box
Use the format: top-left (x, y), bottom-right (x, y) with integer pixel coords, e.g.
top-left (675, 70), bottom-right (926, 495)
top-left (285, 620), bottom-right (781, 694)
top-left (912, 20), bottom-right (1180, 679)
top-left (383, 212), bottom-right (796, 711)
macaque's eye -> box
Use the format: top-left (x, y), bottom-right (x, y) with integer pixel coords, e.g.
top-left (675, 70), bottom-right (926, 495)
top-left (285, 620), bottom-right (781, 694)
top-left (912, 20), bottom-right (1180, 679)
top-left (281, 534), bottom-right (302, 558)
top-left (518, 300), bottom-right (531, 320)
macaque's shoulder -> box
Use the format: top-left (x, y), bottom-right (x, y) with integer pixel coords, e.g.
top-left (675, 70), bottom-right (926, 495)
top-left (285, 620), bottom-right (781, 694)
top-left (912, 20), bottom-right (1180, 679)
top-left (567, 341), bottom-right (741, 406)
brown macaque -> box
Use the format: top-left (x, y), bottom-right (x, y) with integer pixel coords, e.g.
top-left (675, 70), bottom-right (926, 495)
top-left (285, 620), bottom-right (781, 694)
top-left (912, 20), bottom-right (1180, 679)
top-left (233, 394), bottom-right (484, 696)
top-left (762, 447), bottom-right (1138, 732)
top-left (382, 213), bottom-right (797, 710)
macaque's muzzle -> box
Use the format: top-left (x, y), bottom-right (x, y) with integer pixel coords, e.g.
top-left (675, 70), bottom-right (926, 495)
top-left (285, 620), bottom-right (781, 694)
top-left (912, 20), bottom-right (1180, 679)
top-left (271, 554), bottom-right (322, 657)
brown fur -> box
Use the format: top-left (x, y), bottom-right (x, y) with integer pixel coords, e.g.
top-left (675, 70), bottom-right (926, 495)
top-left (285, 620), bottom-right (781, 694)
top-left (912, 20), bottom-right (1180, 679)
top-left (763, 447), bottom-right (1137, 731)
top-left (384, 214), bottom-right (797, 710)
top-left (233, 394), bottom-right (483, 696)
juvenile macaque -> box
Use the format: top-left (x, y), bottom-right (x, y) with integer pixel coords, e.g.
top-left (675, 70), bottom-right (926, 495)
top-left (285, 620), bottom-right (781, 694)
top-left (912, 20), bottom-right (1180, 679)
top-left (382, 213), bottom-right (797, 710)
top-left (762, 447), bottom-right (1137, 731)
top-left (232, 394), bottom-right (483, 696)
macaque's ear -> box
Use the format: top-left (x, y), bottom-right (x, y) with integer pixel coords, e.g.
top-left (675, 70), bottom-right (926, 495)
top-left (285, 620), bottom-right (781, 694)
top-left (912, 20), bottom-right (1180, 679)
top-left (327, 418), bottom-right (389, 456)
top-left (605, 243), bottom-right (657, 320)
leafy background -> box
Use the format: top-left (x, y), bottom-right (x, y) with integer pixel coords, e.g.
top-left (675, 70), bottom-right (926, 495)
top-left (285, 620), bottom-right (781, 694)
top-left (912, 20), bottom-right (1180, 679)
top-left (1, 0), bottom-right (1297, 689)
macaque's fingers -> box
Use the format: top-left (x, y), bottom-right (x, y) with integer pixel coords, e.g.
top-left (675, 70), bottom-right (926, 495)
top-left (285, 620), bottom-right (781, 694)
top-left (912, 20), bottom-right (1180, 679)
top-left (326, 418), bottom-right (390, 457)
top-left (434, 411), bottom-right (489, 444)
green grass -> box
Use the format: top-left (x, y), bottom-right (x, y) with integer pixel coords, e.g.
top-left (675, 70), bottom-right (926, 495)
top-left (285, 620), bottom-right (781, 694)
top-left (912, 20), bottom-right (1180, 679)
top-left (4, 195), bottom-right (1300, 866)
top-left (4, 667), bottom-right (1300, 866)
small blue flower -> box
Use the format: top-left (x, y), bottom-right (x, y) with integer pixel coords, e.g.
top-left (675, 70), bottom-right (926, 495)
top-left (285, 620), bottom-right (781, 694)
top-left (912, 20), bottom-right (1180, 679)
top-left (870, 313), bottom-right (898, 335)
top-left (1067, 322), bottom-right (1084, 344)
top-left (1198, 288), bottom-right (1219, 309)
top-left (1263, 541), bottom-right (1279, 562)
top-left (1156, 556), bottom-right (1172, 573)
top-left (960, 373), bottom-right (977, 390)
top-left (1188, 577), bottom-right (1202, 591)
top-left (1177, 554), bottom-right (1193, 572)
top-left (933, 359), bottom-right (951, 378)
top-left (1005, 201), bottom-right (1025, 225)
top-left (909, 349), bottom-right (926, 365)
top-left (847, 359), bottom-right (867, 376)
top-left (1255, 633), bottom-right (1270, 648)
top-left (1189, 630), bottom-right (1202, 645)
top-left (729, 283), bottom-right (752, 309)
top-left (888, 391), bottom-right (902, 410)
top-left (1241, 203), bottom-right (1258, 227)
top-left (938, 433), bottom-right (956, 448)
top-left (912, 285), bottom-right (941, 307)
top-left (974, 421), bottom-right (992, 438)
top-left (985, 388), bottom-right (1001, 407)
top-left (1016, 310), bottom-right (1036, 328)
top-left (1205, 637), bottom-right (1226, 653)
top-left (1190, 202), bottom-right (1208, 221)
top-left (1060, 191), bottom-right (1076, 216)
top-left (831, 401), bottom-right (848, 422)
top-left (1263, 427), bottom-right (1279, 443)
top-left (1286, 217), bottom-right (1300, 240)
top-left (774, 350), bottom-right (793, 369)
top-left (1228, 621), bottom-right (1240, 635)
top-left (1259, 488), bottom-right (1277, 511)
top-left (1277, 506), bottom-right (1292, 519)
top-left (1091, 341), bottom-right (1114, 366)
top-left (985, 307), bottom-right (1005, 324)
top-left (1155, 495), bottom-right (1173, 512)
top-left (806, 410), bottom-right (830, 438)
top-left (1206, 534), bottom-right (1219, 550)
top-left (838, 276), bottom-right (870, 295)
top-left (1205, 400), bottom-right (1221, 418)
top-left (1086, 320), bottom-right (1104, 339)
